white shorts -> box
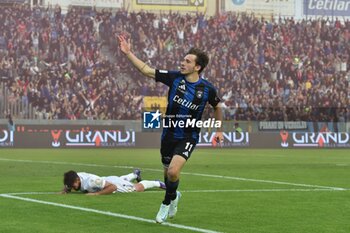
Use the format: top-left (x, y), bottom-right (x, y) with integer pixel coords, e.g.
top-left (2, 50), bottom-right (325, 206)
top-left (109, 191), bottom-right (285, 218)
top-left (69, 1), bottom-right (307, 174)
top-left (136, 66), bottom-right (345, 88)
top-left (103, 176), bottom-right (136, 193)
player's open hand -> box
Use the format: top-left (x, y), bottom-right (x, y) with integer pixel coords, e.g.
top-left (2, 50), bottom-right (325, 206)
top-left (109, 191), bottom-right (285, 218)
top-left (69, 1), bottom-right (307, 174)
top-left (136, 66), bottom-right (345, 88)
top-left (213, 132), bottom-right (224, 147)
top-left (118, 34), bottom-right (131, 55)
top-left (59, 186), bottom-right (70, 194)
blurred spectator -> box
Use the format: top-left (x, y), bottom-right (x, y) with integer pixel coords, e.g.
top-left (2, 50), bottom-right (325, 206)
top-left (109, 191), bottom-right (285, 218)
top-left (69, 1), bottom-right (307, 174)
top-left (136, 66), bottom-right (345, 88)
top-left (234, 122), bottom-right (242, 134)
top-left (6, 112), bottom-right (15, 132)
top-left (0, 4), bottom-right (348, 122)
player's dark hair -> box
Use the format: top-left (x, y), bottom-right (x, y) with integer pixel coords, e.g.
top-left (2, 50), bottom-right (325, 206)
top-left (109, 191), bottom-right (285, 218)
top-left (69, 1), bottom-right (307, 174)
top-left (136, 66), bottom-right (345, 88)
top-left (187, 48), bottom-right (209, 74)
top-left (63, 170), bottom-right (79, 190)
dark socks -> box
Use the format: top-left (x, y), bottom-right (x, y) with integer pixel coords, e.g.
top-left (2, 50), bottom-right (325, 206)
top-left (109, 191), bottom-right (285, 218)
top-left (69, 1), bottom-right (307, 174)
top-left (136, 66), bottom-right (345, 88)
top-left (162, 179), bottom-right (179, 205)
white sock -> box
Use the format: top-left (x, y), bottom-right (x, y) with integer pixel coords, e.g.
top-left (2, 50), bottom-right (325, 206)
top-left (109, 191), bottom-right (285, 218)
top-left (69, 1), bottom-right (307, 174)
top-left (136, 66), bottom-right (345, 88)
top-left (120, 173), bottom-right (137, 182)
top-left (139, 180), bottom-right (160, 190)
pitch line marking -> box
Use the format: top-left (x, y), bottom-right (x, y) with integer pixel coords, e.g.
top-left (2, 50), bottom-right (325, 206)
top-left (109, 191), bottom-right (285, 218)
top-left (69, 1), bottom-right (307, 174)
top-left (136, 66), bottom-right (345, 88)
top-left (2, 188), bottom-right (349, 197)
top-left (146, 188), bottom-right (349, 193)
top-left (3, 192), bottom-right (58, 195)
top-left (336, 164), bottom-right (348, 166)
top-left (0, 194), bottom-right (223, 233)
top-left (182, 172), bottom-right (345, 190)
top-left (0, 158), bottom-right (346, 190)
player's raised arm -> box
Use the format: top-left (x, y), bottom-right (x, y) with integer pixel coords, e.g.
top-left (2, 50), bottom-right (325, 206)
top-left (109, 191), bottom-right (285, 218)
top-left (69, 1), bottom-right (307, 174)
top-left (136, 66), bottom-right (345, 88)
top-left (118, 34), bottom-right (156, 79)
top-left (213, 102), bottom-right (224, 143)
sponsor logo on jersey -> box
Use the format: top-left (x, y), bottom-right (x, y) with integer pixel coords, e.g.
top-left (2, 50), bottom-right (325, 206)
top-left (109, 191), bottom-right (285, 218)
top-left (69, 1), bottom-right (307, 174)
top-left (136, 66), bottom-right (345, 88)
top-left (177, 80), bottom-right (186, 93)
top-left (173, 95), bottom-right (199, 110)
top-left (178, 84), bottom-right (186, 93)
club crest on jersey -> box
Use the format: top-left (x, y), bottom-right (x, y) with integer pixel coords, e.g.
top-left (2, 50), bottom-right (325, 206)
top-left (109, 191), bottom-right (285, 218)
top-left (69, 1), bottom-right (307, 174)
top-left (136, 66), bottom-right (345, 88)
top-left (196, 90), bottom-right (203, 99)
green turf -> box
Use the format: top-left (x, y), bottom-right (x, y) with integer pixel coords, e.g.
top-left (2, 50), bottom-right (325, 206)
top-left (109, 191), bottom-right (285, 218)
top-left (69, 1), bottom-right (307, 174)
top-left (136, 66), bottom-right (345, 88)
top-left (0, 149), bottom-right (350, 233)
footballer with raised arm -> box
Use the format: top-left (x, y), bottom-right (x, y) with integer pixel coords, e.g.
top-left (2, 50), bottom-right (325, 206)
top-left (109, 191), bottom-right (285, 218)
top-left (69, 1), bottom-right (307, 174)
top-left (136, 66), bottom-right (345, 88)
top-left (118, 34), bottom-right (224, 223)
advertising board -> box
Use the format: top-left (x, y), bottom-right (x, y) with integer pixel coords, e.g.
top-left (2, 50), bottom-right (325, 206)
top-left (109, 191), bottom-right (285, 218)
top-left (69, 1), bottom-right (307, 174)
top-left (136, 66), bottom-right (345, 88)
top-left (304, 0), bottom-right (350, 17)
top-left (225, 0), bottom-right (295, 17)
top-left (1, 125), bottom-right (349, 148)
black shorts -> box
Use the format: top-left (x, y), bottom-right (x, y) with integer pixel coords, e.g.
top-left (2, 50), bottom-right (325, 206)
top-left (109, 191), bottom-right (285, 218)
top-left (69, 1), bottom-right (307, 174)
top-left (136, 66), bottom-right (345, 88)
top-left (160, 137), bottom-right (197, 167)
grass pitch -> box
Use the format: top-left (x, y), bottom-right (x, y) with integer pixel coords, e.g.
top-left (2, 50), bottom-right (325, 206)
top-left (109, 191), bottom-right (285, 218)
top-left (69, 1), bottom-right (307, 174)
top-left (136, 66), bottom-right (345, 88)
top-left (0, 149), bottom-right (349, 233)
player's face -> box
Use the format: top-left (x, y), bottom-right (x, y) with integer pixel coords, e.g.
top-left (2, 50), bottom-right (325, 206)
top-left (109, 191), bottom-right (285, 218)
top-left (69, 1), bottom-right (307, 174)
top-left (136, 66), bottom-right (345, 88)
top-left (71, 178), bottom-right (81, 191)
top-left (180, 54), bottom-right (200, 75)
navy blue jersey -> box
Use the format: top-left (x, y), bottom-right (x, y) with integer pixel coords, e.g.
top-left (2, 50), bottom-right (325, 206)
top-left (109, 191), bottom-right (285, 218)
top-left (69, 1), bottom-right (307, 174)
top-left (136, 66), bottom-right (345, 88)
top-left (155, 69), bottom-right (221, 142)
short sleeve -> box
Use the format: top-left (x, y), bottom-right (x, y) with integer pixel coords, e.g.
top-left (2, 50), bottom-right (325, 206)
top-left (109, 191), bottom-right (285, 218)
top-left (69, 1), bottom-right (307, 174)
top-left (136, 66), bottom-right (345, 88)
top-left (208, 86), bottom-right (221, 108)
top-left (155, 70), bottom-right (181, 87)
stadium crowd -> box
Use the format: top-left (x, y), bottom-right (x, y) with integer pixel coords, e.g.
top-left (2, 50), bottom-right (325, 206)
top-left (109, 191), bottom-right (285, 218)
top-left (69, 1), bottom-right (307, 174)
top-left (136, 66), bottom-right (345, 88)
top-left (0, 3), bottom-right (349, 121)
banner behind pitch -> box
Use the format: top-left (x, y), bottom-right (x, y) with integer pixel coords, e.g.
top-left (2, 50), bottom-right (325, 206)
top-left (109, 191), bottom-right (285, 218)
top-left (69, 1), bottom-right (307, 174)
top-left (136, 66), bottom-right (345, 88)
top-left (1, 125), bottom-right (349, 148)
